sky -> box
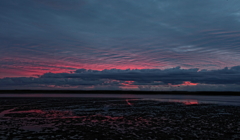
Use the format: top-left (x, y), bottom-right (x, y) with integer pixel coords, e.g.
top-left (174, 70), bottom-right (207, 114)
top-left (1, 0), bottom-right (240, 91)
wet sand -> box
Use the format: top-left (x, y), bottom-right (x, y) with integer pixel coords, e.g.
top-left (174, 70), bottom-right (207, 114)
top-left (0, 97), bottom-right (240, 140)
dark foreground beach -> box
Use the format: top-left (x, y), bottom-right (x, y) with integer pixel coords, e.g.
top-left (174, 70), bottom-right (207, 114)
top-left (0, 97), bottom-right (240, 140)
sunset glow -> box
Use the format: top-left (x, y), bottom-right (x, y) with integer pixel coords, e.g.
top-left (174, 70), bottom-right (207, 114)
top-left (1, 0), bottom-right (240, 91)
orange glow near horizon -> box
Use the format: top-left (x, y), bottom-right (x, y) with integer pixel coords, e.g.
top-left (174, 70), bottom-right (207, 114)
top-left (121, 81), bottom-right (138, 90)
top-left (182, 81), bottom-right (198, 86)
top-left (121, 81), bottom-right (135, 86)
top-left (169, 81), bottom-right (199, 87)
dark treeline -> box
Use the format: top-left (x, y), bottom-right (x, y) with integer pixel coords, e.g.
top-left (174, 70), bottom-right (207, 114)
top-left (0, 90), bottom-right (239, 96)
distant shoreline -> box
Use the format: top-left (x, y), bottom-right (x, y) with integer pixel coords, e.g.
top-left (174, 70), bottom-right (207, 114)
top-left (0, 90), bottom-right (239, 96)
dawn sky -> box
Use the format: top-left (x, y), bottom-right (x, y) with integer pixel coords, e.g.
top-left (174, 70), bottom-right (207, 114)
top-left (1, 0), bottom-right (240, 90)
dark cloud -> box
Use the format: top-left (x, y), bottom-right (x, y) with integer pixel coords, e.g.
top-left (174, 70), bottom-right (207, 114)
top-left (1, 66), bottom-right (240, 90)
top-left (39, 66), bottom-right (240, 85)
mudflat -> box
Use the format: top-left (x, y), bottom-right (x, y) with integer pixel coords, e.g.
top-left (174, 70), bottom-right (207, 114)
top-left (0, 97), bottom-right (240, 140)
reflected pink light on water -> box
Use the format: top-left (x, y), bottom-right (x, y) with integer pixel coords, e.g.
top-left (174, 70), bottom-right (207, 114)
top-left (126, 99), bottom-right (133, 106)
top-left (131, 98), bottom-right (199, 105)
top-left (170, 99), bottom-right (199, 105)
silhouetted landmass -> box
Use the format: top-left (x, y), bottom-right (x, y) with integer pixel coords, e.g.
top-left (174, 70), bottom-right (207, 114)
top-left (0, 90), bottom-right (239, 95)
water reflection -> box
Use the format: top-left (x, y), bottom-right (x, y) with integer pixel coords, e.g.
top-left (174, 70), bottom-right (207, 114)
top-left (126, 98), bottom-right (199, 105)
top-left (156, 99), bottom-right (198, 105)
top-left (125, 99), bottom-right (133, 106)
top-left (0, 93), bottom-right (239, 105)
top-left (171, 99), bottom-right (198, 105)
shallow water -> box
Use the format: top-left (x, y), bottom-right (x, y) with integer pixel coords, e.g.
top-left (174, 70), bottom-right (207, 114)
top-left (0, 93), bottom-right (240, 106)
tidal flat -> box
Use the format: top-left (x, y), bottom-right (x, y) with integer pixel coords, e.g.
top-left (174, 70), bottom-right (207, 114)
top-left (0, 97), bottom-right (240, 140)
